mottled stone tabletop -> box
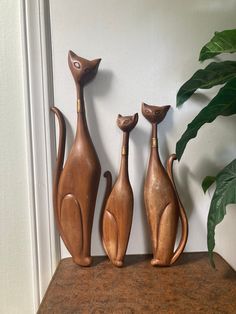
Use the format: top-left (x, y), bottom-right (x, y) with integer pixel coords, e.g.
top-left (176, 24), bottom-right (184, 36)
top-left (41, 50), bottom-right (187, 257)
top-left (38, 253), bottom-right (236, 314)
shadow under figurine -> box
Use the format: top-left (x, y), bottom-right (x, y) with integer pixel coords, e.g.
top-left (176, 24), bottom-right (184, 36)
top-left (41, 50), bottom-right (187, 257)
top-left (51, 51), bottom-right (101, 266)
top-left (101, 113), bottom-right (138, 267)
top-left (142, 102), bottom-right (188, 266)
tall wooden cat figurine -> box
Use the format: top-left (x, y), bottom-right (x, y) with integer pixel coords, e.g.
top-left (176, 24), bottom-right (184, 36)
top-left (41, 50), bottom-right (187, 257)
top-left (101, 113), bottom-right (138, 267)
top-left (51, 51), bottom-right (101, 266)
top-left (142, 103), bottom-right (188, 266)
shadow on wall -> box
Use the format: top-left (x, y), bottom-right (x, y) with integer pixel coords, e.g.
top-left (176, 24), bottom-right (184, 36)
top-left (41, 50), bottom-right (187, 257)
top-left (157, 107), bottom-right (195, 220)
top-left (189, 114), bottom-right (236, 193)
top-left (64, 115), bottom-right (74, 157)
top-left (190, 92), bottom-right (211, 108)
top-left (85, 69), bottom-right (115, 175)
top-left (158, 106), bottom-right (175, 161)
top-left (160, 107), bottom-right (196, 250)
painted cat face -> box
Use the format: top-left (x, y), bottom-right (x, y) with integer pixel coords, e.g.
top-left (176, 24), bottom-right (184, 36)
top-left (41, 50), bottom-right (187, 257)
top-left (68, 50), bottom-right (101, 86)
top-left (142, 103), bottom-right (170, 124)
top-left (117, 113), bottom-right (138, 132)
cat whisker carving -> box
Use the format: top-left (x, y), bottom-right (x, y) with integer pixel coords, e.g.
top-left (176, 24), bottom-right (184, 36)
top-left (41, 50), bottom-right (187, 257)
top-left (51, 51), bottom-right (101, 266)
top-left (142, 102), bottom-right (188, 266)
top-left (101, 113), bottom-right (138, 267)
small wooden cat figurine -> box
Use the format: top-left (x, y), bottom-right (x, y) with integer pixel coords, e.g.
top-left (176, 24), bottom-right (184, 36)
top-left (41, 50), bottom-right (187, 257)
top-left (51, 51), bottom-right (101, 266)
top-left (142, 102), bottom-right (188, 266)
top-left (101, 113), bottom-right (138, 267)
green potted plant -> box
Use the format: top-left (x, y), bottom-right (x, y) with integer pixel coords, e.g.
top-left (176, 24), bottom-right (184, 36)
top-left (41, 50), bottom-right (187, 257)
top-left (176, 29), bottom-right (236, 267)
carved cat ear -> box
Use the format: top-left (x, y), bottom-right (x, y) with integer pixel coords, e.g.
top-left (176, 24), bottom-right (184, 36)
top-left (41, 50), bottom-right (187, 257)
top-left (132, 113), bottom-right (139, 127)
top-left (68, 50), bottom-right (82, 68)
top-left (91, 58), bottom-right (102, 68)
top-left (142, 102), bottom-right (170, 125)
top-left (117, 113), bottom-right (139, 132)
top-left (141, 102), bottom-right (150, 116)
top-left (68, 50), bottom-right (78, 61)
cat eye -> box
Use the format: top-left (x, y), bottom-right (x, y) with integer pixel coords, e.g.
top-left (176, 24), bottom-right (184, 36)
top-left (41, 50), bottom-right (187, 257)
top-left (123, 119), bottom-right (131, 124)
top-left (74, 62), bottom-right (80, 69)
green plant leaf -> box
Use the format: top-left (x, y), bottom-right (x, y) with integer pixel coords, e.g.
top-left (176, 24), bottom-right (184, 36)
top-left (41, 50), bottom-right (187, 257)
top-left (207, 159), bottom-right (236, 267)
top-left (202, 176), bottom-right (216, 193)
top-left (176, 77), bottom-right (236, 161)
top-left (199, 29), bottom-right (236, 61)
top-left (176, 61), bottom-right (236, 107)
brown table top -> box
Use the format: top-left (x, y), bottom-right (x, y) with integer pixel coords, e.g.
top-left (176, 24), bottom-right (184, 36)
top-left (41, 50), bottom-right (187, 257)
top-left (38, 252), bottom-right (236, 314)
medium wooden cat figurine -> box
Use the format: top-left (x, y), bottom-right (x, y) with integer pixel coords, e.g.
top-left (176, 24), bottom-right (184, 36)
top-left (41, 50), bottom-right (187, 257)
top-left (101, 113), bottom-right (138, 267)
top-left (142, 102), bottom-right (188, 266)
top-left (51, 51), bottom-right (101, 266)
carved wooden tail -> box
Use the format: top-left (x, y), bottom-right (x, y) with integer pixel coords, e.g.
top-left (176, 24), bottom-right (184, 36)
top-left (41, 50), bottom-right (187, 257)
top-left (166, 154), bottom-right (188, 265)
top-left (100, 171), bottom-right (112, 246)
top-left (51, 107), bottom-right (66, 229)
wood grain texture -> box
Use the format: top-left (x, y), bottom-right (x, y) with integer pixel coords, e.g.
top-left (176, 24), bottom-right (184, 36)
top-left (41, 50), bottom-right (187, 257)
top-left (101, 113), bottom-right (138, 267)
top-left (51, 51), bottom-right (101, 266)
top-left (38, 252), bottom-right (236, 314)
top-left (142, 103), bottom-right (188, 266)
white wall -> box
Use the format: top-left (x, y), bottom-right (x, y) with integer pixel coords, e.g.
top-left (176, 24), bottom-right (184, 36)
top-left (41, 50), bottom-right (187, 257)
top-left (49, 0), bottom-right (236, 268)
top-left (0, 0), bottom-right (34, 313)
top-left (3, 1), bottom-right (235, 312)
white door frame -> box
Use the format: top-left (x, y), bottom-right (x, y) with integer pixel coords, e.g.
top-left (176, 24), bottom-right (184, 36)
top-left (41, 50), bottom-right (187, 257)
top-left (20, 0), bottom-right (60, 309)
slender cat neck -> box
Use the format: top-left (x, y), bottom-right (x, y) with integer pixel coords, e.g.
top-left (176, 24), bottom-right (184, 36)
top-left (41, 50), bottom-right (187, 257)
top-left (74, 84), bottom-right (90, 140)
top-left (76, 84), bottom-right (85, 114)
top-left (151, 123), bottom-right (162, 164)
top-left (151, 123), bottom-right (158, 148)
top-left (118, 132), bottom-right (129, 180)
